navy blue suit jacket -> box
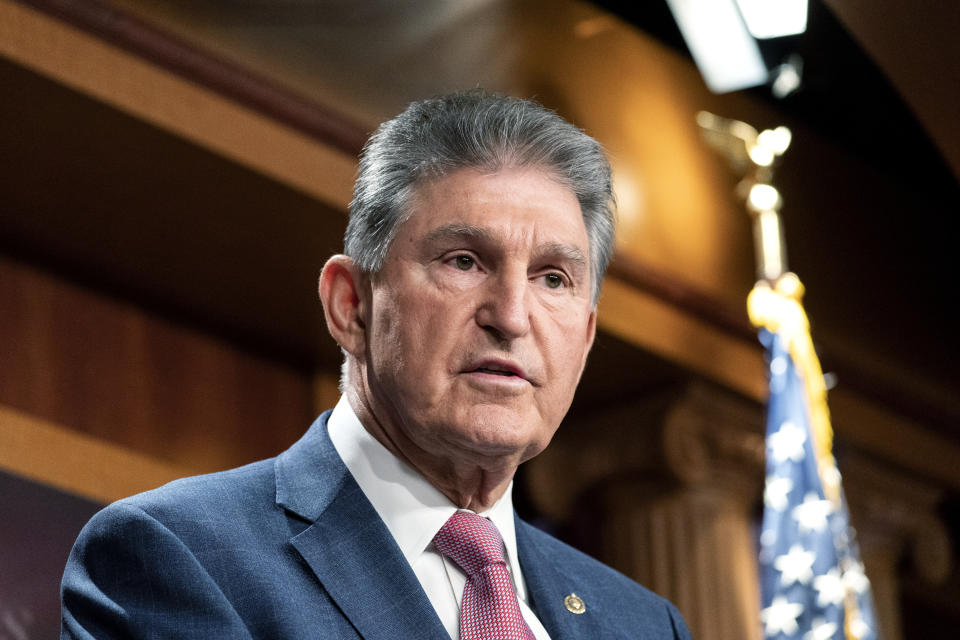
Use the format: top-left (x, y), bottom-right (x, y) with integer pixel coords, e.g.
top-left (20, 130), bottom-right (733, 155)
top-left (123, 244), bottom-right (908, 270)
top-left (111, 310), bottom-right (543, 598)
top-left (61, 412), bottom-right (692, 639)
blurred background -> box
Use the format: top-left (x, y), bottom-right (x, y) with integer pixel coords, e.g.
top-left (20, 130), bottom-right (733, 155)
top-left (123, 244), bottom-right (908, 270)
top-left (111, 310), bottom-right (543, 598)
top-left (1, 0), bottom-right (957, 637)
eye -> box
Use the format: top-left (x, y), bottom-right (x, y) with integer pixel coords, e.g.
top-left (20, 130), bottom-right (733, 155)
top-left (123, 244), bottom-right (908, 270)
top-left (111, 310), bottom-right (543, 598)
top-left (544, 273), bottom-right (565, 289)
top-left (454, 255), bottom-right (475, 271)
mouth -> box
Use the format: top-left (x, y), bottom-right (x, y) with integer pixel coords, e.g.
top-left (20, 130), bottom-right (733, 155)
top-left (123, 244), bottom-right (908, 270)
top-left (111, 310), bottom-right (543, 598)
top-left (474, 367), bottom-right (520, 377)
top-left (462, 359), bottom-right (535, 386)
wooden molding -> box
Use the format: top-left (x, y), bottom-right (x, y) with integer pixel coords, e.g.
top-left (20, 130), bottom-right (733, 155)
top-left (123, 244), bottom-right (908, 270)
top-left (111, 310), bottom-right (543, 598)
top-left (607, 254), bottom-right (755, 343)
top-left (0, 0), bottom-right (357, 209)
top-left (0, 403), bottom-right (203, 504)
top-left (12, 0), bottom-right (368, 155)
top-left (598, 275), bottom-right (768, 402)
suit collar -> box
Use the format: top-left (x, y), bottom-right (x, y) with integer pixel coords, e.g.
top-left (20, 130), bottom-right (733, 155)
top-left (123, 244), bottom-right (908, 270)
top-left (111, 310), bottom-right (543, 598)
top-left (516, 517), bottom-right (610, 639)
top-left (275, 412), bottom-right (448, 640)
top-left (274, 411), bottom-right (344, 521)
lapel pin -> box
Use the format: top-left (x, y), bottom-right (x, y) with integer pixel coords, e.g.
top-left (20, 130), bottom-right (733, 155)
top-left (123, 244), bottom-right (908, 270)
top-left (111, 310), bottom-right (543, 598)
top-left (563, 593), bottom-right (586, 614)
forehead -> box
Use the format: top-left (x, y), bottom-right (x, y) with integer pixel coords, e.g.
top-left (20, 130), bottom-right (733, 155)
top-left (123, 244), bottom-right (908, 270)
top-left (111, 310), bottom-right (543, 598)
top-left (401, 167), bottom-right (588, 248)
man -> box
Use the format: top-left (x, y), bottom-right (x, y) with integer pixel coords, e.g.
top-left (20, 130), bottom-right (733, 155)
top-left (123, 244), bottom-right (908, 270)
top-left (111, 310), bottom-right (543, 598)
top-left (61, 91), bottom-right (692, 639)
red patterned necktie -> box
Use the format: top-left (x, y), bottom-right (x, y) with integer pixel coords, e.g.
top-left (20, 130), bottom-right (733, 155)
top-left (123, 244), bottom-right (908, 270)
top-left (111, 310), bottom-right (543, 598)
top-left (433, 511), bottom-right (536, 640)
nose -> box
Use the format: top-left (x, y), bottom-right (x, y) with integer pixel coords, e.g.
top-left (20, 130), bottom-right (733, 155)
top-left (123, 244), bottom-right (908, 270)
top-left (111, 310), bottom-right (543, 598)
top-left (475, 269), bottom-right (531, 341)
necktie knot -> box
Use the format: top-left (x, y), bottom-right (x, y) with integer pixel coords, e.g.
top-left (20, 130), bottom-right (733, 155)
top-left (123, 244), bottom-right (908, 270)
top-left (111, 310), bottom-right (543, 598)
top-left (433, 511), bottom-right (506, 577)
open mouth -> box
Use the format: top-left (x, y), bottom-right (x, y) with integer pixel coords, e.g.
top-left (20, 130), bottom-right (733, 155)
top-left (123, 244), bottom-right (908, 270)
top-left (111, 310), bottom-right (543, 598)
top-left (473, 367), bottom-right (518, 377)
top-left (463, 359), bottom-right (533, 385)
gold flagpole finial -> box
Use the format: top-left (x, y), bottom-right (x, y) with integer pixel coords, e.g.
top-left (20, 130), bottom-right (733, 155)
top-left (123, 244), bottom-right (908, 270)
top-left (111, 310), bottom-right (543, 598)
top-left (696, 111), bottom-right (792, 283)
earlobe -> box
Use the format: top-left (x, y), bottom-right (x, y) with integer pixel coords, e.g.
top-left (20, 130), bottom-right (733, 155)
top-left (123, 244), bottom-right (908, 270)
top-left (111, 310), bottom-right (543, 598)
top-left (318, 255), bottom-right (368, 356)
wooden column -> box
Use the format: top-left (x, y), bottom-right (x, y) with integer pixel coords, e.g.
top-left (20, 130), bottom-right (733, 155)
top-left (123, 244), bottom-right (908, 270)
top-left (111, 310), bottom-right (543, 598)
top-left (527, 382), bottom-right (766, 640)
top-left (841, 454), bottom-right (952, 640)
top-left (597, 477), bottom-right (763, 640)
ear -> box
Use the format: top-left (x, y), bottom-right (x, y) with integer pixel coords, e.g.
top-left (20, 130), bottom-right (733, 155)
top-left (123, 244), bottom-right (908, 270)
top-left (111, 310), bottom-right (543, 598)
top-left (581, 308), bottom-right (597, 371)
top-left (318, 255), bottom-right (369, 357)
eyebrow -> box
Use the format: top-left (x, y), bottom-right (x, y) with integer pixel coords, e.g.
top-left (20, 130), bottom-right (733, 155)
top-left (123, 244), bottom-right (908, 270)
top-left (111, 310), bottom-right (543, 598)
top-left (421, 224), bottom-right (496, 247)
top-left (534, 242), bottom-right (588, 272)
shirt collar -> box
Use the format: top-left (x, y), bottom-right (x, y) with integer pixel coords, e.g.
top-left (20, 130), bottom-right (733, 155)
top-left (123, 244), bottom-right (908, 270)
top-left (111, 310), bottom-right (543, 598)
top-left (327, 396), bottom-right (522, 582)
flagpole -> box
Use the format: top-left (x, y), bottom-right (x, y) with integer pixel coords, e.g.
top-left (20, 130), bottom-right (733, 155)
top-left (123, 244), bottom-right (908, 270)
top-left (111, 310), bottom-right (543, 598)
top-left (698, 113), bottom-right (878, 640)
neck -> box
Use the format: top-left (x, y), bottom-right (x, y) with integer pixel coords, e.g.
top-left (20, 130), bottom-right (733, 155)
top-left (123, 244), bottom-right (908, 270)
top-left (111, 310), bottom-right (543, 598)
top-left (345, 382), bottom-right (518, 513)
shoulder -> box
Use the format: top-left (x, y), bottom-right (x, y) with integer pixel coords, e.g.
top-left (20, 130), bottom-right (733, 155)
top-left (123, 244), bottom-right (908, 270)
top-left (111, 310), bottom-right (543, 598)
top-left (76, 457), bottom-right (296, 556)
top-left (123, 458), bottom-right (276, 518)
top-left (67, 457), bottom-right (282, 567)
top-left (61, 459), bottom-right (298, 638)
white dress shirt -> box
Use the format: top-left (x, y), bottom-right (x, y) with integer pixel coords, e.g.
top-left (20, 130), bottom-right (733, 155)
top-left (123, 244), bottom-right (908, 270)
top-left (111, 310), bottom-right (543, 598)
top-left (327, 396), bottom-right (551, 640)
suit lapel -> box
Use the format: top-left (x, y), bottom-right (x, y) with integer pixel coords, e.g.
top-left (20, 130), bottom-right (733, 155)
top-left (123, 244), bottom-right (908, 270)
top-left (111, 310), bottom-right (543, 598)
top-left (276, 413), bottom-right (447, 640)
top-left (516, 517), bottom-right (610, 640)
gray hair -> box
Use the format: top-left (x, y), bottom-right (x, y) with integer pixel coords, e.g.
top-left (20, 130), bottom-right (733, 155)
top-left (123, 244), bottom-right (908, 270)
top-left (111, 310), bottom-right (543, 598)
top-left (344, 90), bottom-right (616, 303)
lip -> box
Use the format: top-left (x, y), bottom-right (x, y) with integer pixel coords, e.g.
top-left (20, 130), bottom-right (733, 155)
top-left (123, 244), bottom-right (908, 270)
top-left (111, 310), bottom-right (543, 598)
top-left (461, 358), bottom-right (536, 387)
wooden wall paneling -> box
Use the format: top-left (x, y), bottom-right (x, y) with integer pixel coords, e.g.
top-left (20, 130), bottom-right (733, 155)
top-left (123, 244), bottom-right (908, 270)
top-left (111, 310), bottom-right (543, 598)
top-left (0, 255), bottom-right (315, 472)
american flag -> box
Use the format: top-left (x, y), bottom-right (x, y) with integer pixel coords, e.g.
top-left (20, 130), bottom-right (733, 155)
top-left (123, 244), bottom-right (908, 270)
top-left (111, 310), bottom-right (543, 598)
top-left (752, 279), bottom-right (879, 640)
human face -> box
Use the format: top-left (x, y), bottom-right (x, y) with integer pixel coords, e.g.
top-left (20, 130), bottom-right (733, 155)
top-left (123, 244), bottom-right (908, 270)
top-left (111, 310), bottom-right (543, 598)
top-left (361, 167), bottom-right (596, 469)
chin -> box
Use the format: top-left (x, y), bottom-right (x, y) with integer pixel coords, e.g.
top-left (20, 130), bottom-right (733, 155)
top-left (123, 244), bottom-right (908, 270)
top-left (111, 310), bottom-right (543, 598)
top-left (449, 405), bottom-right (552, 460)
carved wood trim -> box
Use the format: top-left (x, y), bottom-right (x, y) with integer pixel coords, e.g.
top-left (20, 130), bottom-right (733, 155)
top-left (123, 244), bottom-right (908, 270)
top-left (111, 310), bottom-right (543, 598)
top-left (12, 0), bottom-right (368, 155)
top-left (0, 403), bottom-right (200, 504)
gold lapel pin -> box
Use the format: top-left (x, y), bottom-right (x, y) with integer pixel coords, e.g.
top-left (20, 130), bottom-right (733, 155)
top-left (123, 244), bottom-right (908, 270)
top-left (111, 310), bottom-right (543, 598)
top-left (564, 593), bottom-right (586, 614)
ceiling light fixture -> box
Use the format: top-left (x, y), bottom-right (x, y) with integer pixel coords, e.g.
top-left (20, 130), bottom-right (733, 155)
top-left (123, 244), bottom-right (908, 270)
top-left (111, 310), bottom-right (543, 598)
top-left (665, 0), bottom-right (768, 94)
top-left (735, 0), bottom-right (809, 39)
top-left (666, 0), bottom-right (808, 95)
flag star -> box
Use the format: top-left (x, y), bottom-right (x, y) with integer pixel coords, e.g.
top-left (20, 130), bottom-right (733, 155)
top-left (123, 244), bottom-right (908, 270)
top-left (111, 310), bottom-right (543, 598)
top-left (771, 355), bottom-right (788, 376)
top-left (761, 596), bottom-right (804, 636)
top-left (769, 421), bottom-right (806, 463)
top-left (775, 544), bottom-right (816, 585)
top-left (843, 562), bottom-right (871, 594)
top-left (813, 568), bottom-right (845, 607)
top-left (765, 475), bottom-right (794, 511)
top-left (793, 493), bottom-right (833, 533)
top-left (803, 618), bottom-right (838, 640)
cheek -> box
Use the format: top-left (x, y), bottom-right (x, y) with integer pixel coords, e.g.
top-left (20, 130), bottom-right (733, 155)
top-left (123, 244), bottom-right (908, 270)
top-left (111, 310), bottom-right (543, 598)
top-left (371, 290), bottom-right (447, 378)
top-left (547, 311), bottom-right (592, 364)
top-left (368, 294), bottom-right (407, 376)
top-left (537, 314), bottom-right (592, 408)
